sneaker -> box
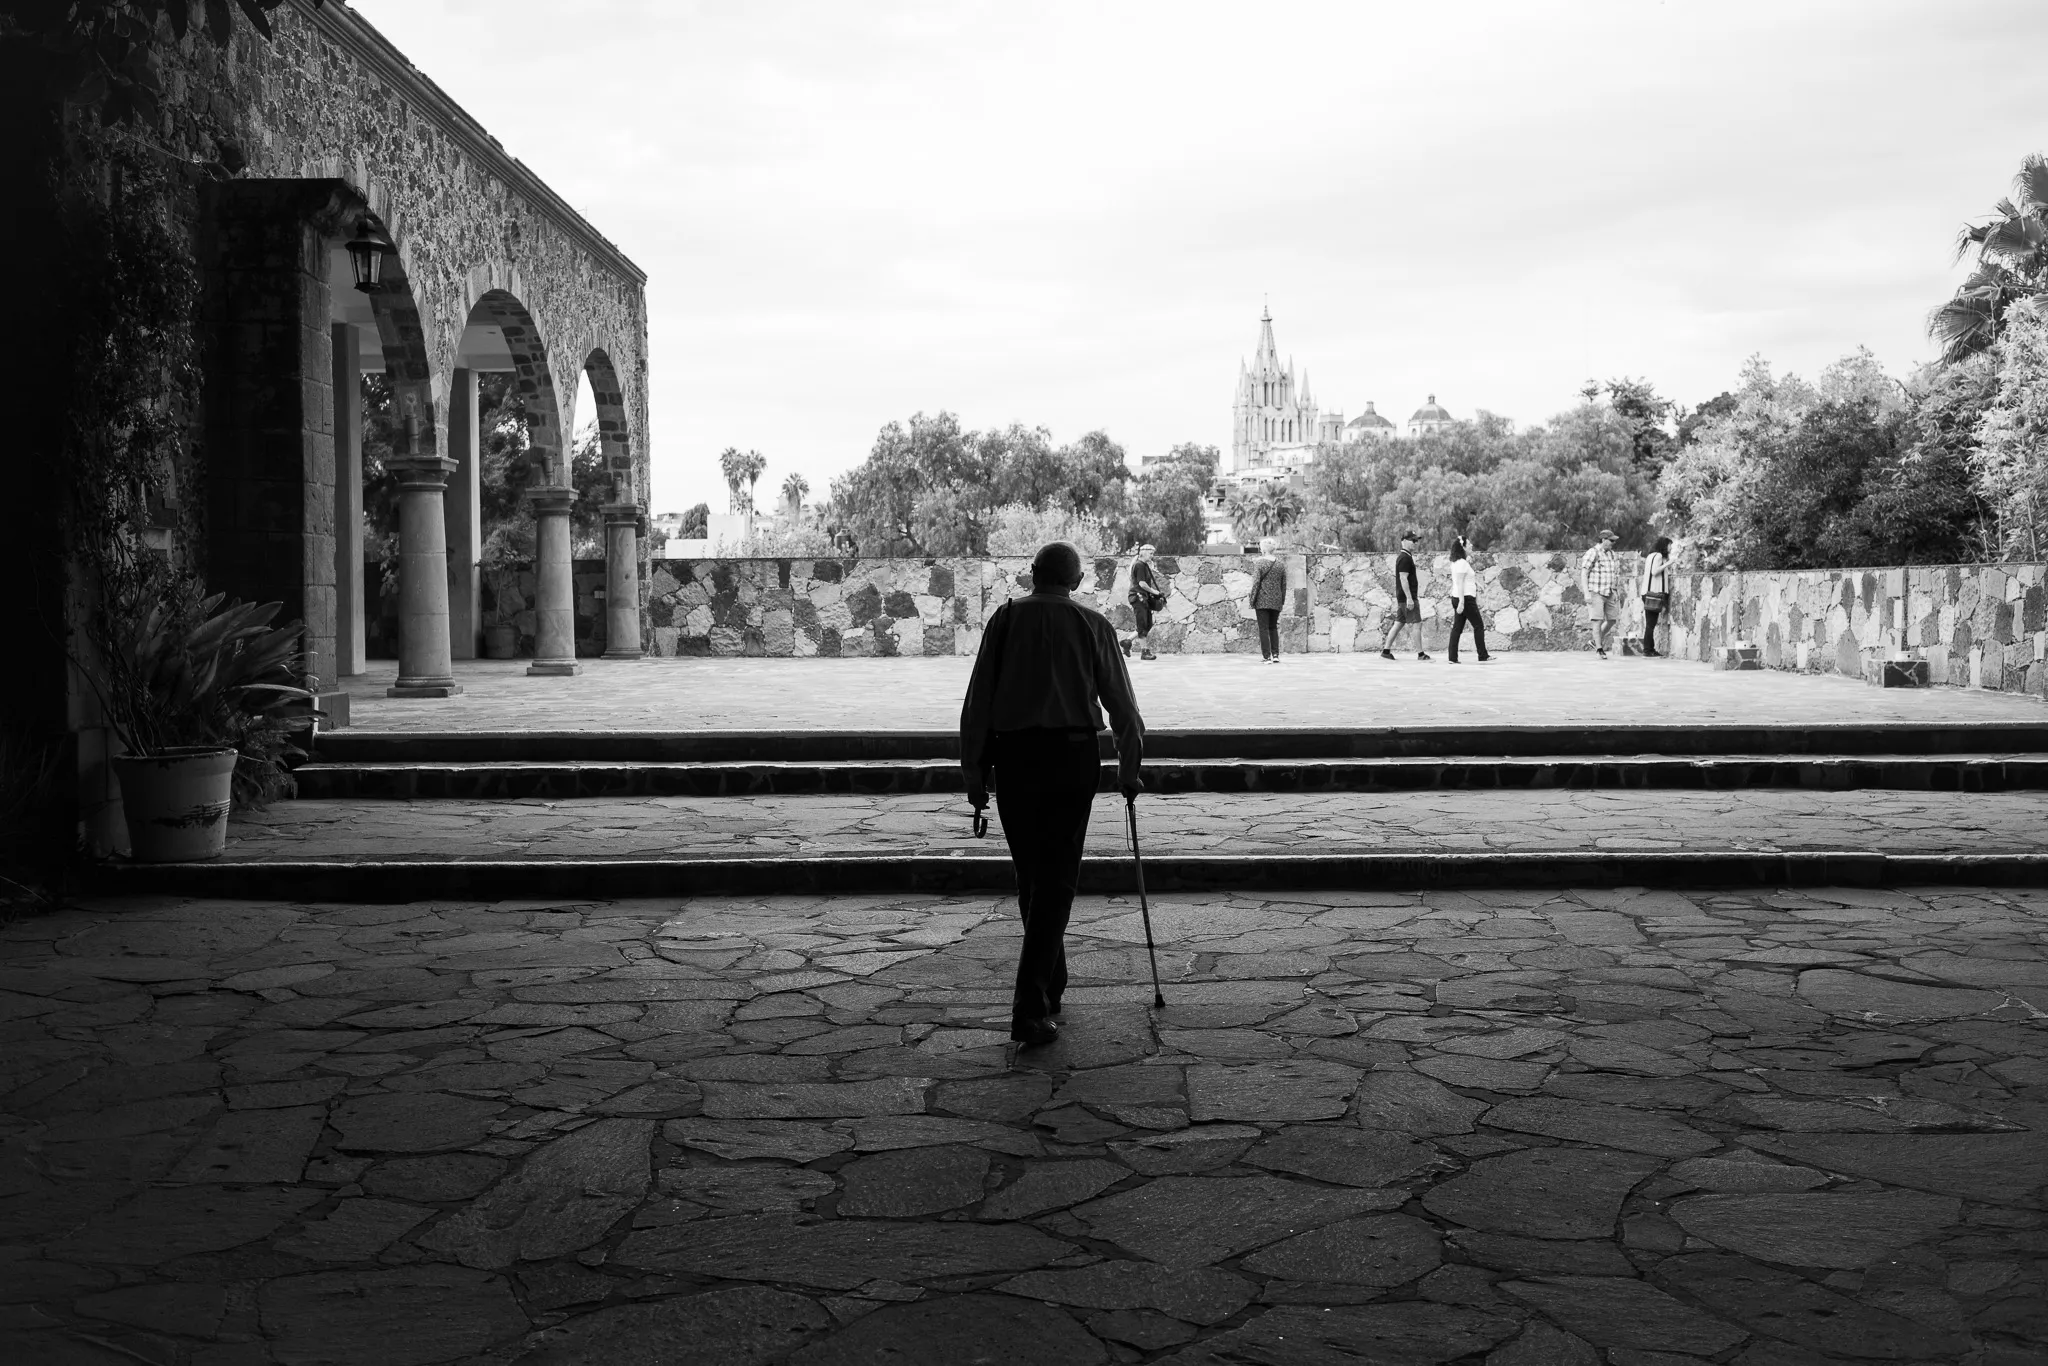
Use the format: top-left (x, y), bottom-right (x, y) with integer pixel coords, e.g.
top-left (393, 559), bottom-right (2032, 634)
top-left (1141, 650), bottom-right (1156, 661)
top-left (1010, 1017), bottom-right (1059, 1047)
top-left (1379, 649), bottom-right (1396, 661)
top-left (1477, 655), bottom-right (1494, 663)
top-left (1447, 657), bottom-right (1460, 664)
top-left (1597, 649), bottom-right (1609, 659)
top-left (1417, 651), bottom-right (1432, 661)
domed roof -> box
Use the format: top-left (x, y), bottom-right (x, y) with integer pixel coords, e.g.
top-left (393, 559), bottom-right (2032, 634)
top-left (1346, 402), bottom-right (1394, 429)
top-left (1409, 394), bottom-right (1453, 423)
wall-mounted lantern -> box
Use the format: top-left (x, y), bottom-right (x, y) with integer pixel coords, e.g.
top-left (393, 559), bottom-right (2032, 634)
top-left (345, 219), bottom-right (396, 293)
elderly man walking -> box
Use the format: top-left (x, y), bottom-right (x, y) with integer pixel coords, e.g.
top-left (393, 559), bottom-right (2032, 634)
top-left (1580, 528), bottom-right (1622, 659)
top-left (961, 542), bottom-right (1145, 1047)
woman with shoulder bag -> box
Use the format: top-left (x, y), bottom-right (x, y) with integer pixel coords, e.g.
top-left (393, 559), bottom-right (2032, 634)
top-left (1639, 535), bottom-right (1672, 658)
top-left (1124, 543), bottom-right (1165, 660)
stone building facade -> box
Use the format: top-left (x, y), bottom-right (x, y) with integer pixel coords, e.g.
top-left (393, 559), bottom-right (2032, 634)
top-left (6, 2), bottom-right (650, 843)
top-left (1231, 308), bottom-right (1342, 474)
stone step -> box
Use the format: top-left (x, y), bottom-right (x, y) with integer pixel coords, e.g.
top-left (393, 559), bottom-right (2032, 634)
top-left (290, 753), bottom-right (2048, 799)
top-left (91, 849), bottom-right (2048, 899)
top-left (312, 722), bottom-right (2048, 764)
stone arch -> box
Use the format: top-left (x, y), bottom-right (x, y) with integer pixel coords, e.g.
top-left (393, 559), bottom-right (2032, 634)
top-left (464, 289), bottom-right (570, 486)
top-left (362, 238), bottom-right (440, 460)
top-left (579, 347), bottom-right (635, 503)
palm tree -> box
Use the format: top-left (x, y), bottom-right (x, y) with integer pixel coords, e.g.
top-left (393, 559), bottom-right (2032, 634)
top-left (1930, 153), bottom-right (2048, 365)
top-left (718, 447), bottom-right (747, 513)
top-left (740, 450), bottom-right (768, 512)
top-left (781, 471), bottom-right (810, 516)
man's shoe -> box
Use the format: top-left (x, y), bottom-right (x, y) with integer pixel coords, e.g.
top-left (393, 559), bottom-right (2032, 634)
top-left (1141, 650), bottom-right (1156, 660)
top-left (1417, 651), bottom-right (1431, 660)
top-left (1379, 649), bottom-right (1396, 660)
top-left (1010, 1017), bottom-right (1059, 1047)
top-left (1597, 649), bottom-right (1609, 659)
top-left (1477, 654), bottom-right (1493, 662)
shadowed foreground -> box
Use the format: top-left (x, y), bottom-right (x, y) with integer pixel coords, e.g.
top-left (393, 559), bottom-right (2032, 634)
top-left (2, 886), bottom-right (2043, 1363)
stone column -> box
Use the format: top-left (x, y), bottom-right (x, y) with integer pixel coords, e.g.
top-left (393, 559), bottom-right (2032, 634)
top-left (446, 368), bottom-right (483, 660)
top-left (331, 323), bottom-right (366, 678)
top-left (602, 502), bottom-right (644, 659)
top-left (385, 456), bottom-right (465, 698)
top-left (527, 485), bottom-right (582, 676)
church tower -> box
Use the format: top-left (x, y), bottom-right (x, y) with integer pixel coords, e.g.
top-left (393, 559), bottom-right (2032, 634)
top-left (1231, 306), bottom-right (1321, 474)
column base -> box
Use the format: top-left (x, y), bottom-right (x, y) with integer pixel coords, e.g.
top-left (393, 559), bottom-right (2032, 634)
top-left (387, 681), bottom-right (465, 698)
top-left (602, 648), bottom-right (643, 660)
top-left (527, 661), bottom-right (583, 676)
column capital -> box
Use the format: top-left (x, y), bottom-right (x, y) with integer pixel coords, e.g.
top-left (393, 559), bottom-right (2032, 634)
top-left (525, 485), bottom-right (579, 514)
top-left (600, 501), bottom-right (645, 526)
top-left (386, 455), bottom-right (458, 489)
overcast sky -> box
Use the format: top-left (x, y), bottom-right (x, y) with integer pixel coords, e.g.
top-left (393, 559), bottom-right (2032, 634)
top-left (354, 0), bottom-right (2044, 514)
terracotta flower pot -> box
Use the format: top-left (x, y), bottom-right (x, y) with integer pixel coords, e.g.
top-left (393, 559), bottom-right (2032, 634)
top-left (484, 623), bottom-right (518, 659)
top-left (112, 747), bottom-right (237, 862)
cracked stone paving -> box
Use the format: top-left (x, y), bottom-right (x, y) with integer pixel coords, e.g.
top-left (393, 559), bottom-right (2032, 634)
top-left (2, 885), bottom-right (2044, 1364)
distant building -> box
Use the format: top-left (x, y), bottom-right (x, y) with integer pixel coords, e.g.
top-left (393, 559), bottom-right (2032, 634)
top-left (1343, 401), bottom-right (1396, 443)
top-left (1231, 307), bottom-right (1343, 476)
top-left (1229, 308), bottom-right (1461, 480)
top-left (1408, 394), bottom-right (1455, 439)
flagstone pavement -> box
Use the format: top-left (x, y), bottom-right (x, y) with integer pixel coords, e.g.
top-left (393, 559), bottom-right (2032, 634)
top-left (337, 655), bottom-right (2047, 734)
top-left (3, 884), bottom-right (2044, 1363)
top-left (227, 788), bottom-right (2048, 863)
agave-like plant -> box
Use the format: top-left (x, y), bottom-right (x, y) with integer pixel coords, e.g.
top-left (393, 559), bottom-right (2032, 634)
top-left (87, 588), bottom-right (318, 808)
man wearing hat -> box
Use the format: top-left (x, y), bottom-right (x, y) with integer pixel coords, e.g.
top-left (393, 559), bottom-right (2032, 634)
top-left (1125, 543), bottom-right (1164, 660)
top-left (1379, 530), bottom-right (1429, 661)
top-left (1580, 529), bottom-right (1622, 659)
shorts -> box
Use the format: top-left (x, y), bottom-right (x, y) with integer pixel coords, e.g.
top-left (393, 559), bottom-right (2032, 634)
top-left (1591, 593), bottom-right (1620, 621)
top-left (1395, 603), bottom-right (1421, 625)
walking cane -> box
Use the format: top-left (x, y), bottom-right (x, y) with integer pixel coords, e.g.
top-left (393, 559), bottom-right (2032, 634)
top-left (1124, 793), bottom-right (1166, 1010)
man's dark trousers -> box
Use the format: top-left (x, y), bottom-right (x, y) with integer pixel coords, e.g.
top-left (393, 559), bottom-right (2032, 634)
top-left (992, 728), bottom-right (1100, 1023)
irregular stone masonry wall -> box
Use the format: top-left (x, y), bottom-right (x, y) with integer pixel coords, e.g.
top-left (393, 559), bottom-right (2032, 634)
top-left (475, 554), bottom-right (2046, 693)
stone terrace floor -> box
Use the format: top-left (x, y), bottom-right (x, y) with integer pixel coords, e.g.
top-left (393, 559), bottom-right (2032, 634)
top-left (338, 655), bottom-right (2046, 733)
top-left (230, 789), bottom-right (2048, 863)
top-left (3, 886), bottom-right (2044, 1363)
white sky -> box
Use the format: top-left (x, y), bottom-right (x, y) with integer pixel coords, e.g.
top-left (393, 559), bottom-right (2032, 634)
top-left (352, 0), bottom-right (2045, 515)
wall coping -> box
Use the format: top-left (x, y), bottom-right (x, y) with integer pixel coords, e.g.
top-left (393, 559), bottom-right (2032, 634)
top-left (293, 0), bottom-right (647, 287)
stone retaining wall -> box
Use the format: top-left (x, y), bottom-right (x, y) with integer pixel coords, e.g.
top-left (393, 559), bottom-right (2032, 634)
top-left (477, 554), bottom-right (2048, 694)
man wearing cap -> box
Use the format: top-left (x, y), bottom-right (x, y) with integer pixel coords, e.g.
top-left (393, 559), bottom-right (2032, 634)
top-left (1125, 543), bottom-right (1164, 661)
top-left (1580, 529), bottom-right (1622, 660)
top-left (962, 542), bottom-right (1146, 1048)
top-left (1379, 530), bottom-right (1429, 661)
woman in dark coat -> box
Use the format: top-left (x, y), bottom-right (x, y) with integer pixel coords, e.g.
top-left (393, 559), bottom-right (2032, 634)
top-left (1250, 537), bottom-right (1287, 662)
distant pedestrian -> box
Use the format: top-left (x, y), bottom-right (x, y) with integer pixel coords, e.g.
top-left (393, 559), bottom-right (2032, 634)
top-left (1250, 537), bottom-right (1287, 662)
top-left (1446, 538), bottom-right (1491, 663)
top-left (1580, 529), bottom-right (1622, 659)
top-left (961, 542), bottom-right (1145, 1048)
top-left (1639, 535), bottom-right (1673, 658)
top-left (1379, 530), bottom-right (1429, 661)
top-left (1124, 543), bottom-right (1164, 661)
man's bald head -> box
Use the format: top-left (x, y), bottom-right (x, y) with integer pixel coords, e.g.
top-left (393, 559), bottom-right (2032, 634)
top-left (1031, 542), bottom-right (1084, 590)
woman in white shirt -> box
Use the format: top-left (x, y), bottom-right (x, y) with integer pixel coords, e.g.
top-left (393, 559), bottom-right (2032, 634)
top-left (1446, 537), bottom-right (1491, 663)
top-left (1639, 535), bottom-right (1672, 657)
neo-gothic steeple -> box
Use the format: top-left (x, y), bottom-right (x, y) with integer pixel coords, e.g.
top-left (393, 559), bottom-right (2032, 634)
top-left (1231, 306), bottom-right (1332, 473)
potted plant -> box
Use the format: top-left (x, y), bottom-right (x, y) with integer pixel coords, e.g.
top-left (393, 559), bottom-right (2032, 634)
top-left (84, 586), bottom-right (317, 862)
top-left (479, 524), bottom-right (529, 659)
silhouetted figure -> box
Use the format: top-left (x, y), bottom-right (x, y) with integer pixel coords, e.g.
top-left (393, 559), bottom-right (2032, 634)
top-left (961, 542), bottom-right (1145, 1047)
